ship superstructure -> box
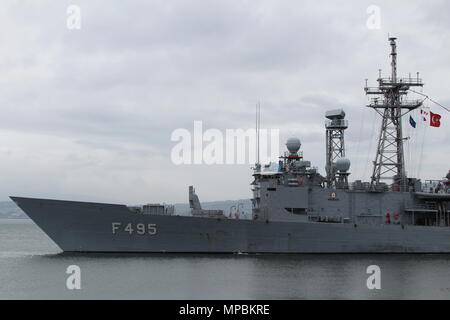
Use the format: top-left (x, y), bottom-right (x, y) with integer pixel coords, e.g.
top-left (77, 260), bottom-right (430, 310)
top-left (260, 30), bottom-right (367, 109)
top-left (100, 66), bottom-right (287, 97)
top-left (250, 37), bottom-right (448, 228)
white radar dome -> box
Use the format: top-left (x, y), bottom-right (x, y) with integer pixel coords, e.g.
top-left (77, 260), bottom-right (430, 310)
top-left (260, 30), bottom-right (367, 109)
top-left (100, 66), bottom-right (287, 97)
top-left (286, 138), bottom-right (301, 154)
top-left (336, 158), bottom-right (351, 172)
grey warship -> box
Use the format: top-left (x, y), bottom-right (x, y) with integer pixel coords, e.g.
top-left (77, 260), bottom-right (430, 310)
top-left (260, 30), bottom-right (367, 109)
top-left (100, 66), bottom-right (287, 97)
top-left (11, 38), bottom-right (450, 253)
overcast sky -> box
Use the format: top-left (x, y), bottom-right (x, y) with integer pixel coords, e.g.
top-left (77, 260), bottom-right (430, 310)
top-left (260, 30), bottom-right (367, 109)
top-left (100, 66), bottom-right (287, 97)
top-left (0, 0), bottom-right (448, 204)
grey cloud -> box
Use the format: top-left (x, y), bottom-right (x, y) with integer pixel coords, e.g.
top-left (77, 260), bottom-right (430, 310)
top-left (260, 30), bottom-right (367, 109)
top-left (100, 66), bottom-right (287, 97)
top-left (0, 0), bottom-right (449, 202)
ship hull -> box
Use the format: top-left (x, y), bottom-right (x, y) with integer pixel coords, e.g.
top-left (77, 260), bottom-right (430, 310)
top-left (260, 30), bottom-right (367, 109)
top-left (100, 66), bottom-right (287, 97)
top-left (11, 197), bottom-right (450, 253)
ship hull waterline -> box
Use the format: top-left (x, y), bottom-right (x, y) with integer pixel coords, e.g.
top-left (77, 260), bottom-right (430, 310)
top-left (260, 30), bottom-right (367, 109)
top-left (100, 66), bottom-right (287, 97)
top-left (11, 197), bottom-right (450, 254)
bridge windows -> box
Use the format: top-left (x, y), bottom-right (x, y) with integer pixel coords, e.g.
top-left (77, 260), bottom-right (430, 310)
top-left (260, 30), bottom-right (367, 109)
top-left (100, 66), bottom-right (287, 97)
top-left (285, 208), bottom-right (307, 215)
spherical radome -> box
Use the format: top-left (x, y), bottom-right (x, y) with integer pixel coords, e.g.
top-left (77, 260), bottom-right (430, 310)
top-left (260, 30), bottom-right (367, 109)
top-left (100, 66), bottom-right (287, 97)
top-left (336, 158), bottom-right (351, 172)
top-left (286, 138), bottom-right (301, 154)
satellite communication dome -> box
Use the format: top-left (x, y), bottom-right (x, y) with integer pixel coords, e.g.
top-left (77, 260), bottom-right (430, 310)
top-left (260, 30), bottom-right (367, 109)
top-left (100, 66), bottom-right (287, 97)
top-left (336, 158), bottom-right (351, 172)
top-left (286, 138), bottom-right (301, 154)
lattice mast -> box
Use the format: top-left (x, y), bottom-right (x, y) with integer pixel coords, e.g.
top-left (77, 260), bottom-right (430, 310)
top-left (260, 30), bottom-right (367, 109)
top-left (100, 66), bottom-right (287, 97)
top-left (325, 109), bottom-right (348, 188)
top-left (365, 37), bottom-right (424, 191)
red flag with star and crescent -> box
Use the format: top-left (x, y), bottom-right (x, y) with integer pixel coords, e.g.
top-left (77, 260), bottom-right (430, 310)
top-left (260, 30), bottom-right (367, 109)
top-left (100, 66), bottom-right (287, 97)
top-left (430, 111), bottom-right (442, 128)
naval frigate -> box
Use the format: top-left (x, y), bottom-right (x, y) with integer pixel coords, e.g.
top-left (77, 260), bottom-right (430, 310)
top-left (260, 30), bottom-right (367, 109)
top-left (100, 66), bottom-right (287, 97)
top-left (11, 38), bottom-right (450, 253)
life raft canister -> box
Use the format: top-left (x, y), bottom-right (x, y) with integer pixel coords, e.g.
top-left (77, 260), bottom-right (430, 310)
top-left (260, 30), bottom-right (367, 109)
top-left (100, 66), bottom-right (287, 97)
top-left (385, 213), bottom-right (391, 224)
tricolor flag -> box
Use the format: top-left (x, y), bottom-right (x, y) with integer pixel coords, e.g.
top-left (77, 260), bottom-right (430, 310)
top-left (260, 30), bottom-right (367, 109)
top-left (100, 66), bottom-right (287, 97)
top-left (409, 116), bottom-right (417, 128)
top-left (430, 111), bottom-right (442, 128)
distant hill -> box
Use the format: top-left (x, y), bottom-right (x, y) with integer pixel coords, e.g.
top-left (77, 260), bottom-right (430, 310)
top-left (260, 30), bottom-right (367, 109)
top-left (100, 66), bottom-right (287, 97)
top-left (0, 199), bottom-right (252, 220)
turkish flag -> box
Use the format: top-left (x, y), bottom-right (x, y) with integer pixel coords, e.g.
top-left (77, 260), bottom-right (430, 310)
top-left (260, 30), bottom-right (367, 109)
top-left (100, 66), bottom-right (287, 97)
top-left (430, 111), bottom-right (442, 128)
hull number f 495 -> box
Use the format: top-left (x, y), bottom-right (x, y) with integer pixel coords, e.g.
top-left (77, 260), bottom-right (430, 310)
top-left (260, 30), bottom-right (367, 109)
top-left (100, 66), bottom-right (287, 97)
top-left (112, 223), bottom-right (157, 235)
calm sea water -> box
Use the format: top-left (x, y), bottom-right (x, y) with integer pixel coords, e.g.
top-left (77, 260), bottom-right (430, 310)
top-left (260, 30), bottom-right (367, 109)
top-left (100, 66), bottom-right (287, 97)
top-left (1, 219), bottom-right (450, 300)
